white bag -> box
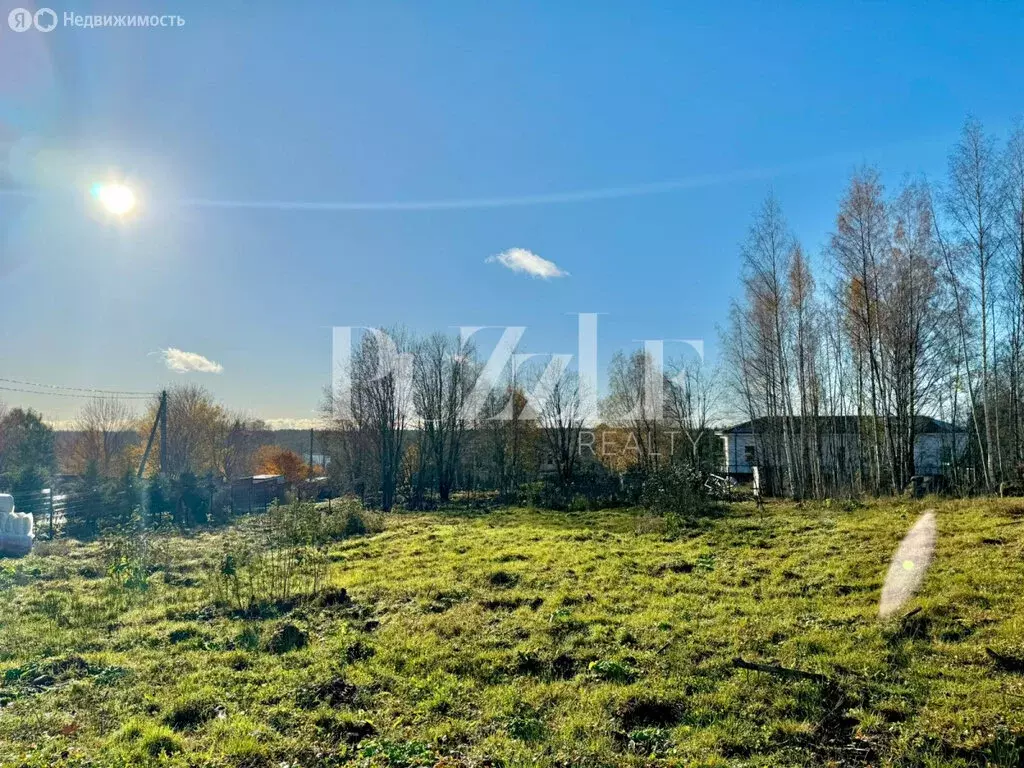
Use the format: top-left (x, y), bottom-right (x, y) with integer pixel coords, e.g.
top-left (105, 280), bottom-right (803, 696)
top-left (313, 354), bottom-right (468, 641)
top-left (0, 494), bottom-right (34, 557)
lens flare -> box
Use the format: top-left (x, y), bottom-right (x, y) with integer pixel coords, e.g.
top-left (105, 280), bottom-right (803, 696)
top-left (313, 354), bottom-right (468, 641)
top-left (879, 511), bottom-right (937, 618)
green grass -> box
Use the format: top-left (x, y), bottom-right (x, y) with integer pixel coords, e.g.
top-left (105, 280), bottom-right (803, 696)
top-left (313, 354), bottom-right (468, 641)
top-left (0, 498), bottom-right (1023, 766)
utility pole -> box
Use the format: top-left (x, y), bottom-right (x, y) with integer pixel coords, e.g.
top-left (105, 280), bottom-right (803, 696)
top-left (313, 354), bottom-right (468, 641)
top-left (159, 390), bottom-right (168, 475)
top-left (138, 390), bottom-right (168, 479)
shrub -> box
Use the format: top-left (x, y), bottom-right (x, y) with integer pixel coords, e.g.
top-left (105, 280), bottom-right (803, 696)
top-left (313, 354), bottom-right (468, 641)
top-left (145, 475), bottom-right (175, 527)
top-left (62, 469), bottom-right (151, 539)
top-left (174, 472), bottom-right (209, 526)
top-left (206, 498), bottom-right (382, 612)
top-left (640, 464), bottom-right (712, 525)
top-left (63, 461), bottom-right (111, 537)
top-left (527, 466), bottom-right (625, 511)
top-left (102, 529), bottom-right (171, 610)
top-left (335, 496), bottom-right (382, 537)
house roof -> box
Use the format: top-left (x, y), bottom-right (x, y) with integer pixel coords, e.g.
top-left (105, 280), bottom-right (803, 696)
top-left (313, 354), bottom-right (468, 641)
top-left (718, 415), bottom-right (963, 435)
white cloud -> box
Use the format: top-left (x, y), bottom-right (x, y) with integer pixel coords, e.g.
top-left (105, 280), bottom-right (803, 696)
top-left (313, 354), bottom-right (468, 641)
top-left (487, 247), bottom-right (568, 279)
top-left (162, 348), bottom-right (224, 374)
top-left (263, 418), bottom-right (321, 430)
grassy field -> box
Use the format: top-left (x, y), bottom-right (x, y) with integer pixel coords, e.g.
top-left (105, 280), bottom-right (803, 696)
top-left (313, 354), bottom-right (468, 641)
top-left (0, 498), bottom-right (1023, 767)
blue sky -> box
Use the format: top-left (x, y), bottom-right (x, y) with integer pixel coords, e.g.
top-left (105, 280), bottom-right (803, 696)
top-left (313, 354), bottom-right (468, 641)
top-left (0, 1), bottom-right (1021, 425)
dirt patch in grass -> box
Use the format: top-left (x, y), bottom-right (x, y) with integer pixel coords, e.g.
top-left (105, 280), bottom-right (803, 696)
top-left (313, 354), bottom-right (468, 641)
top-left (480, 595), bottom-right (544, 611)
top-left (310, 587), bottom-right (351, 608)
top-left (652, 560), bottom-right (694, 575)
top-left (263, 623), bottom-right (308, 654)
top-left (164, 694), bottom-right (219, 730)
top-left (551, 653), bottom-right (582, 680)
top-left (495, 553), bottom-right (529, 562)
top-left (344, 639), bottom-right (375, 662)
top-left (487, 570), bottom-right (520, 588)
top-left (615, 696), bottom-right (687, 731)
top-left (312, 711), bottom-right (377, 744)
top-left (295, 676), bottom-right (359, 709)
top-left (168, 626), bottom-right (203, 644)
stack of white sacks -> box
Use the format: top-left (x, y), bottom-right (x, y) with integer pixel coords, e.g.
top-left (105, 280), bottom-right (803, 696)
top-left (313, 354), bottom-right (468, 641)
top-left (0, 494), bottom-right (34, 557)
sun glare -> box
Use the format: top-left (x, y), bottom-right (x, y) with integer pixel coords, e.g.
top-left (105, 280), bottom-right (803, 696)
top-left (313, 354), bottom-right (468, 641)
top-left (93, 182), bottom-right (137, 216)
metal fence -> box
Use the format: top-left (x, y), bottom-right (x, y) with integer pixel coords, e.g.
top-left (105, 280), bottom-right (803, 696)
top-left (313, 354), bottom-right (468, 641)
top-left (7, 475), bottom-right (294, 540)
top-left (7, 488), bottom-right (66, 538)
top-left (230, 476), bottom-right (286, 515)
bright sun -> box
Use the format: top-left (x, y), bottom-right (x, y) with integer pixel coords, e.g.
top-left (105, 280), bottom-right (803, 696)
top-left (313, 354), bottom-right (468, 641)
top-left (93, 183), bottom-right (137, 216)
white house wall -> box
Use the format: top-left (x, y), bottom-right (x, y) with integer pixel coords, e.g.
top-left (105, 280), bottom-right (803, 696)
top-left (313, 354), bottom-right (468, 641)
top-left (722, 429), bottom-right (967, 477)
top-left (914, 432), bottom-right (968, 475)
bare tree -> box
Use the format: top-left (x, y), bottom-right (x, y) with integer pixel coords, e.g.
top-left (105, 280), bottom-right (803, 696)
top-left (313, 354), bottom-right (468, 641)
top-left (787, 243), bottom-right (822, 496)
top-left (933, 196), bottom-right (989, 491)
top-left (538, 363), bottom-right (590, 484)
top-left (605, 349), bottom-right (663, 473)
top-left (74, 397), bottom-right (137, 477)
top-left (1002, 121), bottom-right (1024, 474)
top-left (478, 364), bottom-right (533, 498)
top-left (329, 329), bottom-right (413, 512)
top-left (885, 180), bottom-right (951, 489)
top-left (730, 194), bottom-right (798, 495)
top-left (831, 168), bottom-right (894, 492)
top-left (413, 333), bottom-right (476, 502)
top-left (224, 416), bottom-right (269, 480)
top-left (143, 384), bottom-right (231, 478)
top-left (945, 118), bottom-right (1003, 488)
top-left (664, 357), bottom-right (722, 470)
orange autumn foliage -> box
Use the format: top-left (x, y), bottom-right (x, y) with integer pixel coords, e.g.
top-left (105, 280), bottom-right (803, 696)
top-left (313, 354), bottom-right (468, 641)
top-left (253, 446), bottom-right (309, 484)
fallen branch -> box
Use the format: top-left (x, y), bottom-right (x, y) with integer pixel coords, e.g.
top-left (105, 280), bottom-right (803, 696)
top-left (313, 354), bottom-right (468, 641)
top-left (732, 657), bottom-right (831, 685)
top-left (986, 648), bottom-right (1024, 673)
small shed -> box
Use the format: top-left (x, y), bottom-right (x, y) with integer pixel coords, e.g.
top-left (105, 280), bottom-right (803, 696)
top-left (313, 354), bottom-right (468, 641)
top-left (231, 474), bottom-right (286, 514)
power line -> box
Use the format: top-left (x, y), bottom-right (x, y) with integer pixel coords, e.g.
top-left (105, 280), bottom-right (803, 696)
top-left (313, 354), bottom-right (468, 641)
top-left (0, 378), bottom-right (154, 396)
top-left (0, 385), bottom-right (153, 400)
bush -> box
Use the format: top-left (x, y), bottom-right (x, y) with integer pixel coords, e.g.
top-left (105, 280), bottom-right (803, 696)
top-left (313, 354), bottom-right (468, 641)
top-left (640, 464), bottom-right (712, 525)
top-left (107, 471), bottom-right (143, 528)
top-left (206, 498), bottom-right (382, 612)
top-left (141, 473), bottom-right (220, 529)
top-left (63, 468), bottom-right (145, 538)
top-left (526, 465), bottom-right (625, 511)
top-left (334, 496), bottom-right (382, 537)
top-left (145, 475), bottom-right (174, 526)
top-left (174, 472), bottom-right (209, 526)
top-left (64, 461), bottom-right (106, 537)
top-left (9, 466), bottom-right (46, 496)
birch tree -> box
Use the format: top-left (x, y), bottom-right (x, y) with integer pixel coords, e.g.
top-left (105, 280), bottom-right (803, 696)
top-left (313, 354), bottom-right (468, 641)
top-left (945, 118), bottom-right (1002, 488)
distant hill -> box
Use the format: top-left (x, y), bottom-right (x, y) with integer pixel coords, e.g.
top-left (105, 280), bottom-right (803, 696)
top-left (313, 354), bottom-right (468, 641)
top-left (261, 429), bottom-right (324, 459)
